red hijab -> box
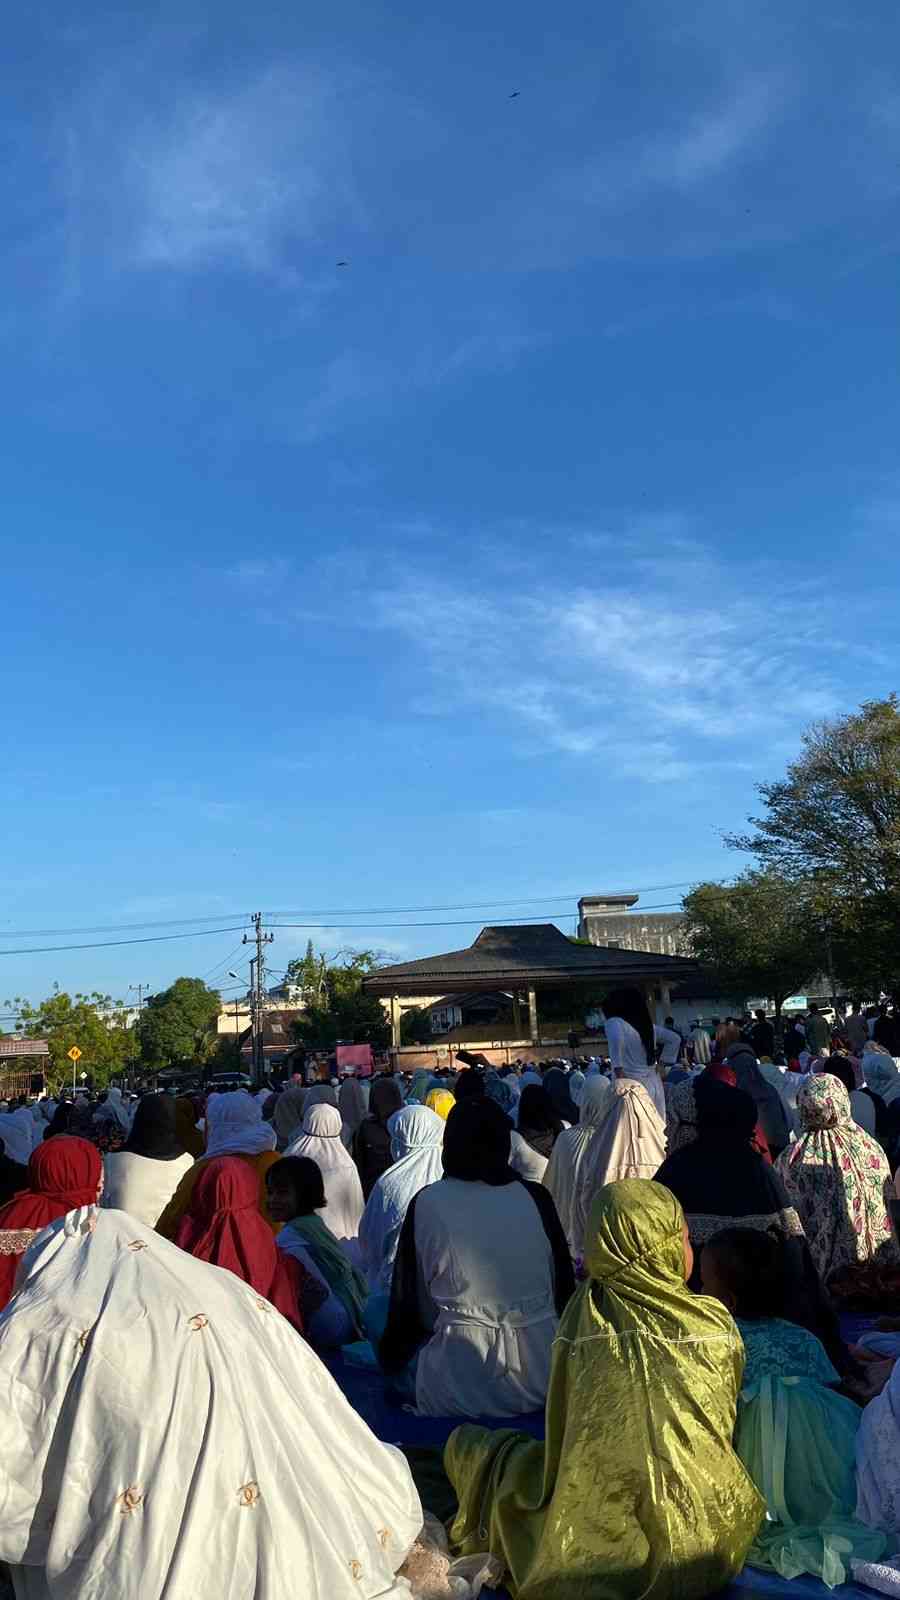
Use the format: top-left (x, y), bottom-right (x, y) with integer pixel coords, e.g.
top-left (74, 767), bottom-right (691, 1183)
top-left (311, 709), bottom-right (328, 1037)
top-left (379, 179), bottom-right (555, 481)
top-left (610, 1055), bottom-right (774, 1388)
top-left (702, 1063), bottom-right (772, 1162)
top-left (174, 1157), bottom-right (304, 1332)
top-left (0, 1137), bottom-right (103, 1310)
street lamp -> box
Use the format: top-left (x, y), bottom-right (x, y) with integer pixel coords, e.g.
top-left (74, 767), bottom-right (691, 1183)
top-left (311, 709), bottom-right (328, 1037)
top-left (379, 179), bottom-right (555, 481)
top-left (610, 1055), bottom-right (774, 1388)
top-left (228, 972), bottom-right (247, 1059)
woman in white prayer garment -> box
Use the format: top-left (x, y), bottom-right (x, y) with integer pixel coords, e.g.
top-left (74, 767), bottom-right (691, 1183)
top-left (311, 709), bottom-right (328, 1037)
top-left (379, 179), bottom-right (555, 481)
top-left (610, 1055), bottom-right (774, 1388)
top-left (0, 1206), bottom-right (422, 1600)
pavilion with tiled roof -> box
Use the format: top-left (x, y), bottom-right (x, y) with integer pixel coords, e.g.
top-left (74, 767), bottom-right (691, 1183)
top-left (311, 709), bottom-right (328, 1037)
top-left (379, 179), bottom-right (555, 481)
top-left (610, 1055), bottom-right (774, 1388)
top-left (362, 923), bottom-right (698, 1047)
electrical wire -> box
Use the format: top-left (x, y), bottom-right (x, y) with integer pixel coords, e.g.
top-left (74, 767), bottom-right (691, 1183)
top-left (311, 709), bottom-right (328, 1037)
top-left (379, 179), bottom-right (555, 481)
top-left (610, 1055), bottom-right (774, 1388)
top-left (0, 925), bottom-right (250, 958)
top-left (0, 878), bottom-right (734, 942)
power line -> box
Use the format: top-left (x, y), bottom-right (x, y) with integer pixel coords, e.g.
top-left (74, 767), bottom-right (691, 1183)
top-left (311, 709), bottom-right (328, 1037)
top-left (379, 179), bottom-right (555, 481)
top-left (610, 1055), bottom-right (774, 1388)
top-left (0, 879), bottom-right (734, 941)
top-left (0, 925), bottom-right (250, 958)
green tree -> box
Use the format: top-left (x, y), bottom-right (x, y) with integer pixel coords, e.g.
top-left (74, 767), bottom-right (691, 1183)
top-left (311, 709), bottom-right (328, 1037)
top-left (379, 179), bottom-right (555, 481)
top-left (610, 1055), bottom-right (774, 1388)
top-left (683, 871), bottom-right (824, 1027)
top-left (138, 977), bottom-right (222, 1070)
top-left (292, 950), bottom-right (391, 1051)
top-left (7, 989), bottom-right (134, 1090)
top-left (728, 697), bottom-right (900, 991)
top-left (400, 1006), bottom-right (434, 1045)
top-left (284, 940), bottom-right (328, 1004)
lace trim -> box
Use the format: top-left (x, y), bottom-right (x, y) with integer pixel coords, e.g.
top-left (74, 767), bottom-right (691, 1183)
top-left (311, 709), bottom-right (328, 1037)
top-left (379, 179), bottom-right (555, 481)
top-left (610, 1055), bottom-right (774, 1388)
top-left (0, 1229), bottom-right (39, 1255)
top-left (686, 1208), bottom-right (805, 1245)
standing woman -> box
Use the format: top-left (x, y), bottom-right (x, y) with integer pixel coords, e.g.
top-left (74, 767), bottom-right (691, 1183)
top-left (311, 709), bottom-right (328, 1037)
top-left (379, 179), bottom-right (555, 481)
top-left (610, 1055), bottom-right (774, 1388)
top-left (445, 1180), bottom-right (763, 1600)
top-left (285, 1102), bottom-right (365, 1258)
top-left (573, 1081), bottom-right (666, 1256)
top-left (102, 1094), bottom-right (195, 1229)
top-left (602, 988), bottom-right (665, 1120)
top-left (354, 1078), bottom-right (404, 1198)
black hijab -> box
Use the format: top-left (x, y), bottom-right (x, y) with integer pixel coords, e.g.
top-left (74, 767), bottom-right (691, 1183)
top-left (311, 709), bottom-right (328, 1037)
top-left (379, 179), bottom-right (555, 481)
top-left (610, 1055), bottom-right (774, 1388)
top-left (453, 1068), bottom-right (486, 1102)
top-left (442, 1099), bottom-right (513, 1185)
top-left (354, 1078), bottom-right (404, 1198)
top-left (124, 1094), bottom-right (186, 1160)
top-left (515, 1085), bottom-right (563, 1161)
top-left (542, 1067), bottom-right (578, 1124)
top-left (655, 1079), bottom-right (789, 1225)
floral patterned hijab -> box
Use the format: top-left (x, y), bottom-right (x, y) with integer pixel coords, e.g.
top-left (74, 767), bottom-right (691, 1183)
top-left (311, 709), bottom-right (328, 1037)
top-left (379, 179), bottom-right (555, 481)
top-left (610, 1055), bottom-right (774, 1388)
top-left (775, 1074), bottom-right (899, 1282)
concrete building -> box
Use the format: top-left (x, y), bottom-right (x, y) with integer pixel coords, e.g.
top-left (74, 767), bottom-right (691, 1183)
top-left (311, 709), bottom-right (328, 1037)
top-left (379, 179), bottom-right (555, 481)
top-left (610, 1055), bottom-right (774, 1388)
top-left (578, 894), bottom-right (691, 957)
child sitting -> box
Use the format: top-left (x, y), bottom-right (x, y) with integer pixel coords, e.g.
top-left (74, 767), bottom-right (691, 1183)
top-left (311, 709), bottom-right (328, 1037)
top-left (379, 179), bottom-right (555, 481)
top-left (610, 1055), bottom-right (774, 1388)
top-left (701, 1227), bottom-right (886, 1588)
top-left (267, 1156), bottom-right (368, 1348)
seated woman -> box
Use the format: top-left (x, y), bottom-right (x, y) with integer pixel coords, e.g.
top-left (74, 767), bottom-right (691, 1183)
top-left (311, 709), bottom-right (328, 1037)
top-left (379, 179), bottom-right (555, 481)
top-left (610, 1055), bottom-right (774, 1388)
top-left (175, 1155), bottom-right (313, 1334)
top-left (0, 1205), bottom-right (422, 1599)
top-left (284, 1102), bottom-right (366, 1259)
top-left (655, 1079), bottom-right (803, 1261)
top-left (857, 1336), bottom-right (900, 1535)
top-left (358, 1105), bottom-right (446, 1295)
top-left (0, 1136), bottom-right (102, 1311)
top-left (353, 1079), bottom-right (404, 1199)
top-left (543, 1074), bottom-right (614, 1260)
top-left (445, 1180), bottom-right (764, 1600)
top-left (156, 1091), bottom-right (280, 1239)
top-left (102, 1093), bottom-right (195, 1229)
top-left (267, 1156), bottom-right (368, 1348)
top-left (776, 1074), bottom-right (899, 1282)
top-left (424, 1086), bottom-right (455, 1120)
top-left (380, 1099), bottom-right (573, 1419)
top-left (701, 1227), bottom-right (885, 1585)
top-left (510, 1085), bottom-right (563, 1183)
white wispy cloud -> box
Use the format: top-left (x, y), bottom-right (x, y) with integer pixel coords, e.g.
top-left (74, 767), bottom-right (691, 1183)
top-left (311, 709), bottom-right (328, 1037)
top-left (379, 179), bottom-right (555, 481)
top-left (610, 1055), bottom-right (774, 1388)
top-left (359, 522), bottom-right (846, 781)
top-left (648, 77), bottom-right (778, 188)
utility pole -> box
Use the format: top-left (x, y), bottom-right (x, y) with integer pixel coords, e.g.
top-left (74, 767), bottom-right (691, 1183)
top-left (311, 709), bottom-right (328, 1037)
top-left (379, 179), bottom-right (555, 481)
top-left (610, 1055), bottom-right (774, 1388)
top-left (127, 984), bottom-right (150, 1090)
top-left (243, 914), bottom-right (273, 1088)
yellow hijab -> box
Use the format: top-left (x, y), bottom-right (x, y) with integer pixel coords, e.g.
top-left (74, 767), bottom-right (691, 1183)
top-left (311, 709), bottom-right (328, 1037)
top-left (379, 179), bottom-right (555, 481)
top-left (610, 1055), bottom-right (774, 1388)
top-left (446, 1179), bottom-right (763, 1600)
top-left (425, 1087), bottom-right (455, 1121)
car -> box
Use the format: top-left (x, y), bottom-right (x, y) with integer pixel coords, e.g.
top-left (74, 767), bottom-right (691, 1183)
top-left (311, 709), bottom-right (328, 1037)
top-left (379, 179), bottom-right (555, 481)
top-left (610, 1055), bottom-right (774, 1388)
top-left (206, 1072), bottom-right (254, 1092)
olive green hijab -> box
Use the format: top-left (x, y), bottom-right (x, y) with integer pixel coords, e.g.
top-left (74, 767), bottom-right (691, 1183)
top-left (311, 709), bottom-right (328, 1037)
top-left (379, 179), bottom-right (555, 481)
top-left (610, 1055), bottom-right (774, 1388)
top-left (445, 1179), bottom-right (763, 1600)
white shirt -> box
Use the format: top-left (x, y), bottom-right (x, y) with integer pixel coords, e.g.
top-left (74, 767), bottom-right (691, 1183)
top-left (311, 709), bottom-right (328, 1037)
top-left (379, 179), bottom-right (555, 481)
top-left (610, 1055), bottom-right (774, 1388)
top-left (102, 1151), bottom-right (195, 1230)
top-left (604, 1016), bottom-right (666, 1120)
top-left (410, 1178), bottom-right (557, 1418)
top-left (654, 1025), bottom-right (682, 1066)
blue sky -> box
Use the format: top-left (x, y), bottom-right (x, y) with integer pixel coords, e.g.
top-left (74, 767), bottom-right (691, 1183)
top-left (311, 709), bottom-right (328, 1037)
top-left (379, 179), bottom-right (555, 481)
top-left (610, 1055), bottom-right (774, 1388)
top-left (2, 0), bottom-right (899, 1012)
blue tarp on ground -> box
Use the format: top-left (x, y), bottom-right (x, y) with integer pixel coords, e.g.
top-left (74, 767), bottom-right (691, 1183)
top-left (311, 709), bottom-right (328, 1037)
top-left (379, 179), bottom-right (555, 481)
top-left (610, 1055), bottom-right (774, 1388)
top-left (329, 1355), bottom-right (877, 1600)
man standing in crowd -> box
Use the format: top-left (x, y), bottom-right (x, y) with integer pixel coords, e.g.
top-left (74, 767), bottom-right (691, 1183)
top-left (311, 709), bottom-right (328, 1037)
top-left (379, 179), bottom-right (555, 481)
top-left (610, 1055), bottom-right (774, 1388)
top-left (750, 1008), bottom-right (775, 1059)
top-left (845, 1002), bottom-right (870, 1055)
top-left (805, 1002), bottom-right (831, 1055)
top-left (655, 1016), bottom-right (683, 1070)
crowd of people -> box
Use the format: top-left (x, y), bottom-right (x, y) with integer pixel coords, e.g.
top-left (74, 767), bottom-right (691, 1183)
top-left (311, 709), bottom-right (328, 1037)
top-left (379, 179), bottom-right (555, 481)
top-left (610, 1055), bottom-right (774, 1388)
top-left (2, 989), bottom-right (900, 1597)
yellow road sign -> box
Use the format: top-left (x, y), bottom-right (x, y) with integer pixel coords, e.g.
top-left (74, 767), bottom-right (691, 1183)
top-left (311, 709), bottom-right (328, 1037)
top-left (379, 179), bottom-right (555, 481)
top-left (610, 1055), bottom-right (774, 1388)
top-left (67, 1046), bottom-right (82, 1062)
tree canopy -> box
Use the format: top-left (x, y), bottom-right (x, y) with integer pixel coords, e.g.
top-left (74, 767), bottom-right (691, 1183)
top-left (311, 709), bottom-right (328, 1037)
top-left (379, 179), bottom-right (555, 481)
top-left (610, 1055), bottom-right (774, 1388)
top-left (7, 989), bottom-right (137, 1090)
top-left (728, 697), bottom-right (900, 991)
top-left (292, 949), bottom-right (390, 1051)
top-left (683, 871), bottom-right (825, 1018)
top-left (138, 977), bottom-right (221, 1070)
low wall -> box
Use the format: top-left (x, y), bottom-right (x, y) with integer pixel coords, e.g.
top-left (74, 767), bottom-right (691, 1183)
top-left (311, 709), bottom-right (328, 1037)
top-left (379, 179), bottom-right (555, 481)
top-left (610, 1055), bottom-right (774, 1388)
top-left (390, 1036), bottom-right (608, 1071)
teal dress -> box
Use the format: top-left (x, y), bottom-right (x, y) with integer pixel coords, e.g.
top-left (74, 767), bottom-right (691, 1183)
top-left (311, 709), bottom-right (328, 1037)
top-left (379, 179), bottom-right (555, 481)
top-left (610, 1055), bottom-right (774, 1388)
top-left (736, 1317), bottom-right (886, 1587)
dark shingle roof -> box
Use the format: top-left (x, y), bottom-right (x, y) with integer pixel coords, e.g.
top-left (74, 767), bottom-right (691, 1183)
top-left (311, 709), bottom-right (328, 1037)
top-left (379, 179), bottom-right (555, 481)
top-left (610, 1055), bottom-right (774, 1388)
top-left (363, 923), bottom-right (697, 997)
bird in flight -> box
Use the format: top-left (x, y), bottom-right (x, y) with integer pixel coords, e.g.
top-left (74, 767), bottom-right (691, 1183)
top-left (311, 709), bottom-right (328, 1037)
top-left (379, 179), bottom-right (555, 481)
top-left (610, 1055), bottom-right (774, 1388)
top-left (336, 260), bottom-right (348, 267)
top-left (509, 90), bottom-right (520, 98)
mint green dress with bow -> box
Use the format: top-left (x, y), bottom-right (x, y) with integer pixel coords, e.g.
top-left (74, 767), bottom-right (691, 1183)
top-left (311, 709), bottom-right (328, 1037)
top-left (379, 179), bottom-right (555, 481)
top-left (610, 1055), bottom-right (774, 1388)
top-left (736, 1317), bottom-right (886, 1587)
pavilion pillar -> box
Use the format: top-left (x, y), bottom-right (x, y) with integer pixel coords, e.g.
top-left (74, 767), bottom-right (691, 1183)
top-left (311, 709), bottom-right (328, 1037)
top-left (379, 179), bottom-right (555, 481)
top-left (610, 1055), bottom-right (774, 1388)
top-left (390, 994), bottom-right (401, 1050)
top-left (527, 986), bottom-right (539, 1044)
top-left (512, 992), bottom-right (523, 1037)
